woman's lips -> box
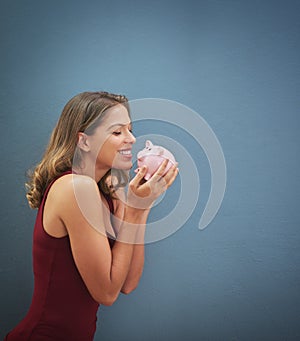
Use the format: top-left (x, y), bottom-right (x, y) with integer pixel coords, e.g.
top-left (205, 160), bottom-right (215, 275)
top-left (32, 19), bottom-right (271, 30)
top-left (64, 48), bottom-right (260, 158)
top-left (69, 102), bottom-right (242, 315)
top-left (118, 149), bottom-right (132, 157)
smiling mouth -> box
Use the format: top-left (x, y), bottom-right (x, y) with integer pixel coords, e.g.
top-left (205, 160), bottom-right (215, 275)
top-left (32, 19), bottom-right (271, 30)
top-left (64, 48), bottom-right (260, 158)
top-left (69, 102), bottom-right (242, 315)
top-left (118, 149), bottom-right (132, 156)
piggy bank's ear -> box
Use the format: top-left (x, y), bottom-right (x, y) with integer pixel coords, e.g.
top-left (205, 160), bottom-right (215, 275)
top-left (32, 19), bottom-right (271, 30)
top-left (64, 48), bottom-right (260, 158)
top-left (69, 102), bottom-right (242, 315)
top-left (145, 140), bottom-right (153, 149)
top-left (157, 147), bottom-right (164, 155)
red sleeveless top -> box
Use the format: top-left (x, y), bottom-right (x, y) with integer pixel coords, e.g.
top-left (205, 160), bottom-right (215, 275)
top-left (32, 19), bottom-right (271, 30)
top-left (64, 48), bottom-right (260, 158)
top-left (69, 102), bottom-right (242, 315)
top-left (5, 171), bottom-right (115, 341)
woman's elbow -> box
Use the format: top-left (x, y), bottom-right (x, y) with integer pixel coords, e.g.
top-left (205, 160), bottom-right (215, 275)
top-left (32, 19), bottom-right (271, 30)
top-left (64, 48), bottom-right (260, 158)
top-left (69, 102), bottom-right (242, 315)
top-left (94, 292), bottom-right (119, 306)
top-left (100, 298), bottom-right (116, 306)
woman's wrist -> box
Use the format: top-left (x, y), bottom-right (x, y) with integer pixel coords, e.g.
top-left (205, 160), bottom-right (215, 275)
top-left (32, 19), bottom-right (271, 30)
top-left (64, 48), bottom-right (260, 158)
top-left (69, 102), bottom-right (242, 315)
top-left (115, 206), bottom-right (148, 244)
top-left (123, 205), bottom-right (147, 223)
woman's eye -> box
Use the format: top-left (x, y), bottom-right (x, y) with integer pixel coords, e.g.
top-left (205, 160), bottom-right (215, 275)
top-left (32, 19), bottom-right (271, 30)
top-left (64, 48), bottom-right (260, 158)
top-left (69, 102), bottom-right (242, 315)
top-left (113, 131), bottom-right (121, 135)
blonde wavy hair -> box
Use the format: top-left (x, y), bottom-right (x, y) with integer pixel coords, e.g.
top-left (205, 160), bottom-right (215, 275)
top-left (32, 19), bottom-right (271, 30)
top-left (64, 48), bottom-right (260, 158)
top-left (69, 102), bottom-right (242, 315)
top-left (26, 91), bottom-right (130, 209)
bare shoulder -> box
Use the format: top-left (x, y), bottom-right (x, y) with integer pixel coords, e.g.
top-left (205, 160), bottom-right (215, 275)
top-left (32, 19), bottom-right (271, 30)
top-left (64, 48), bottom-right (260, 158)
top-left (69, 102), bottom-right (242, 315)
top-left (53, 173), bottom-right (97, 193)
top-left (48, 173), bottom-right (100, 205)
top-left (49, 174), bottom-right (105, 234)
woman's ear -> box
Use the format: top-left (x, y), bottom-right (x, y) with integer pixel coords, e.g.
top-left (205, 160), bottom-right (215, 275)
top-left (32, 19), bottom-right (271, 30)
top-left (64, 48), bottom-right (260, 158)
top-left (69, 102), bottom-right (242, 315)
top-left (77, 132), bottom-right (91, 152)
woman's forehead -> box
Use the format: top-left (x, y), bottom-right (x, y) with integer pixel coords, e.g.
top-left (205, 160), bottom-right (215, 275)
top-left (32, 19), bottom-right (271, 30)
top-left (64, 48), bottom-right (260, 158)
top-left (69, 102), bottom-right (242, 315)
top-left (102, 104), bottom-right (131, 127)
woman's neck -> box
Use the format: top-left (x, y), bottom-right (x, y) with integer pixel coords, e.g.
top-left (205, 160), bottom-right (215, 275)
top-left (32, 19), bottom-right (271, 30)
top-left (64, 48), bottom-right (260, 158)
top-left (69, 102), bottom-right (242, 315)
top-left (73, 162), bottom-right (109, 183)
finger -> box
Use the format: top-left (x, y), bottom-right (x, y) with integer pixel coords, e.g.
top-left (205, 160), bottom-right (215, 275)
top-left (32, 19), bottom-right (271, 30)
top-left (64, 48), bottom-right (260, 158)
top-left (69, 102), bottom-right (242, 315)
top-left (148, 164), bottom-right (177, 197)
top-left (150, 159), bottom-right (169, 182)
top-left (130, 166), bottom-right (147, 186)
top-left (162, 165), bottom-right (179, 187)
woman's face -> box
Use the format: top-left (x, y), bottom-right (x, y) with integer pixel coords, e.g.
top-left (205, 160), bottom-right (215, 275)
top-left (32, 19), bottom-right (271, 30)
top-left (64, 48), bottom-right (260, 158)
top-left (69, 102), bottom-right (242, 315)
top-left (87, 104), bottom-right (136, 171)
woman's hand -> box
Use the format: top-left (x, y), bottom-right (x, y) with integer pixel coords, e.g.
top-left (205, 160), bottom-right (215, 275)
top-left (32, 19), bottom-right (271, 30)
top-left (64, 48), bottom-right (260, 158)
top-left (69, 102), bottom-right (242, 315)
top-left (126, 159), bottom-right (178, 210)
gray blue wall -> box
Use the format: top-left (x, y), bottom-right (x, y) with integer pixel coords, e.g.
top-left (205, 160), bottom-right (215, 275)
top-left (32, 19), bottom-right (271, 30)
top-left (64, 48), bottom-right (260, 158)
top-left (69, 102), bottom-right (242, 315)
top-left (1, 0), bottom-right (300, 340)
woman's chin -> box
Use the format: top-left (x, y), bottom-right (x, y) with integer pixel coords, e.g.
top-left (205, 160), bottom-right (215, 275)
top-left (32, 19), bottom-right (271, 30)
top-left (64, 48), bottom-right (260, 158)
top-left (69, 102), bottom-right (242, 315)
top-left (112, 162), bottom-right (133, 171)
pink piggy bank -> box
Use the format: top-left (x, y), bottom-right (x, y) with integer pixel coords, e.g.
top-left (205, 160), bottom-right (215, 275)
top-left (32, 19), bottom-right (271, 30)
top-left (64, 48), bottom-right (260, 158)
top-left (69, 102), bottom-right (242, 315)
top-left (135, 140), bottom-right (176, 180)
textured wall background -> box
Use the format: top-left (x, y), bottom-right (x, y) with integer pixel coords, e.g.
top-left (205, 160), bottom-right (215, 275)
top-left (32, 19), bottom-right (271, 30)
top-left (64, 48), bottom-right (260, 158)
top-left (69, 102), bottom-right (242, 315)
top-left (1, 0), bottom-right (299, 340)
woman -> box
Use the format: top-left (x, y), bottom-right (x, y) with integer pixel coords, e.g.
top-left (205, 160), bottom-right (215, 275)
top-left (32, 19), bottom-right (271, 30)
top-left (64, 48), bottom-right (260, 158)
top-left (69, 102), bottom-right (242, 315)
top-left (5, 91), bottom-right (178, 340)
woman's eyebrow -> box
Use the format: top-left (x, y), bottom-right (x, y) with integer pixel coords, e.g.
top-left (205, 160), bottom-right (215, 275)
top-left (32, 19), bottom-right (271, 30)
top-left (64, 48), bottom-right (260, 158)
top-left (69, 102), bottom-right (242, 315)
top-left (107, 122), bottom-right (132, 130)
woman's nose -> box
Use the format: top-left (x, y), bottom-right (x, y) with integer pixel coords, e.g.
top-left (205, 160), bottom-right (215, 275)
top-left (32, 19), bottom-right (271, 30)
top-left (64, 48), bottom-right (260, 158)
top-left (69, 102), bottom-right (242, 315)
top-left (125, 130), bottom-right (136, 144)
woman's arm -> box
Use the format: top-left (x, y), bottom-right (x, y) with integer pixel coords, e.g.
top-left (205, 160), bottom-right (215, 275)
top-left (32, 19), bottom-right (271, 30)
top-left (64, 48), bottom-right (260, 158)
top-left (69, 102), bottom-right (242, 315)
top-left (120, 209), bottom-right (149, 294)
top-left (118, 160), bottom-right (178, 294)
top-left (54, 174), bottom-right (146, 306)
top-left (53, 161), bottom-right (178, 306)
top-left (112, 189), bottom-right (148, 295)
